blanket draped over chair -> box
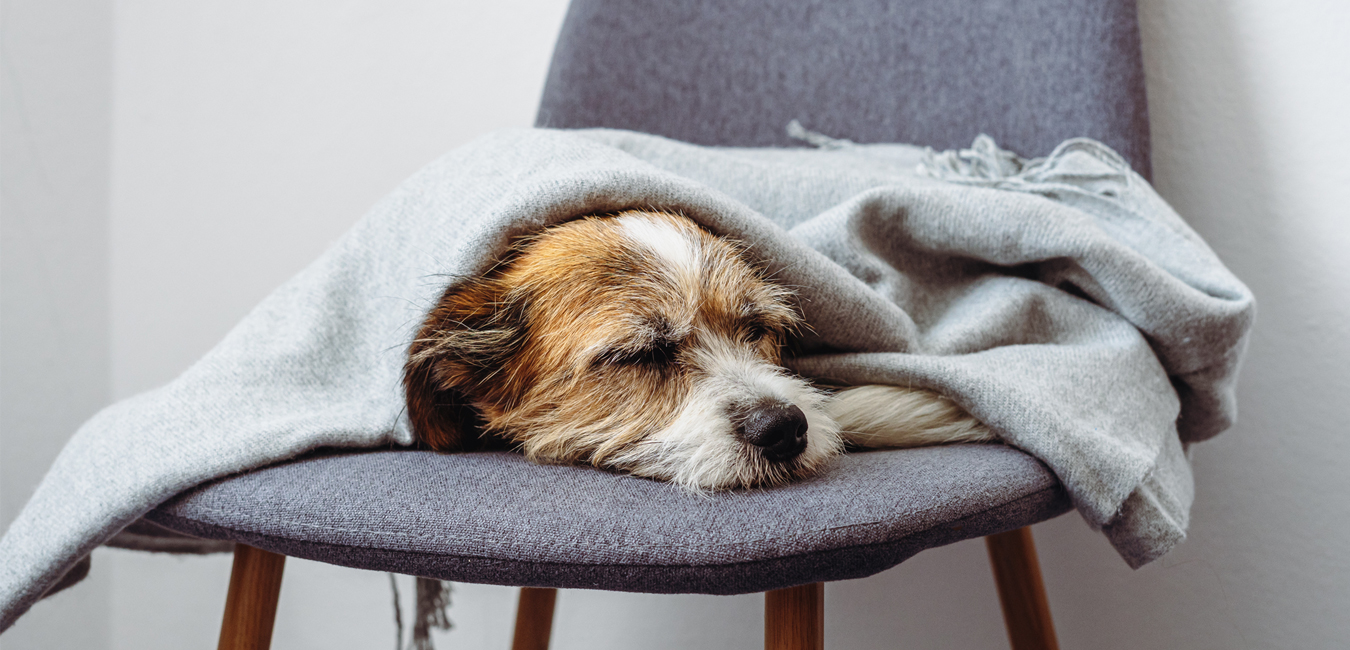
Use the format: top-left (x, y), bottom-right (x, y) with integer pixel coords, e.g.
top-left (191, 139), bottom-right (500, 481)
top-left (0, 128), bottom-right (1253, 631)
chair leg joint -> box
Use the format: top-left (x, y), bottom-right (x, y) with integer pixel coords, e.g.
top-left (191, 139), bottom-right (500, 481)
top-left (986, 527), bottom-right (1059, 650)
top-left (217, 544), bottom-right (286, 650)
top-left (765, 582), bottom-right (824, 650)
top-left (511, 587), bottom-right (558, 650)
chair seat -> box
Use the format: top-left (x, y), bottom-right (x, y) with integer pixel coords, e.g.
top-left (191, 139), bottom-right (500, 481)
top-left (148, 445), bottom-right (1069, 595)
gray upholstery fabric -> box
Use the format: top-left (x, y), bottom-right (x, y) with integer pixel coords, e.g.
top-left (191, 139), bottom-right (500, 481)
top-left (536, 0), bottom-right (1152, 179)
top-left (149, 446), bottom-right (1069, 594)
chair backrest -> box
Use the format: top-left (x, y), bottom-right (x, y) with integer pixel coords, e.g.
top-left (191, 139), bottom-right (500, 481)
top-left (536, 0), bottom-right (1151, 179)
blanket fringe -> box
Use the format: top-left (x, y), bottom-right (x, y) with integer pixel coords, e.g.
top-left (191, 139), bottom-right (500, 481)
top-left (414, 578), bottom-right (454, 650)
top-left (917, 134), bottom-right (1133, 192)
top-left (389, 574), bottom-right (405, 650)
top-left (786, 119), bottom-right (856, 149)
top-left (918, 133), bottom-right (1026, 180)
top-left (389, 574), bottom-right (454, 650)
top-left (786, 122), bottom-right (1133, 196)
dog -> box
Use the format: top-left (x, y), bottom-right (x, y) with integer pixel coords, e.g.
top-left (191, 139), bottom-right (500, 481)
top-left (404, 210), bottom-right (992, 490)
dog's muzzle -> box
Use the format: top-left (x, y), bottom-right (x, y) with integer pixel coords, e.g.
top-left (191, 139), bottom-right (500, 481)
top-left (734, 400), bottom-right (809, 462)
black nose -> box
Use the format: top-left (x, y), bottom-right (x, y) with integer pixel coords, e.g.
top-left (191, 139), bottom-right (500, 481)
top-left (736, 402), bottom-right (809, 462)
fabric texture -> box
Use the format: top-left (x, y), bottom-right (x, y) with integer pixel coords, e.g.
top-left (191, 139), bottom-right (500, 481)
top-left (148, 446), bottom-right (1069, 594)
top-left (537, 0), bottom-right (1152, 179)
top-left (0, 128), bottom-right (1252, 631)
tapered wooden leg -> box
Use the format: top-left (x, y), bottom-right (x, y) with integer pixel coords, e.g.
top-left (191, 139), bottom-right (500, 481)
top-left (765, 583), bottom-right (823, 650)
top-left (217, 544), bottom-right (286, 650)
top-left (986, 527), bottom-right (1059, 650)
top-left (511, 587), bottom-right (558, 650)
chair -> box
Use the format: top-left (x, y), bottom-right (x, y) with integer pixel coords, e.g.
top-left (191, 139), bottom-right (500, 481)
top-left (143, 1), bottom-right (1152, 648)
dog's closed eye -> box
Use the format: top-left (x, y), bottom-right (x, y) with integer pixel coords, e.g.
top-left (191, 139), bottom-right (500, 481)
top-left (617, 340), bottom-right (680, 366)
top-left (743, 319), bottom-right (773, 343)
top-left (589, 315), bottom-right (686, 368)
top-left (595, 335), bottom-right (682, 368)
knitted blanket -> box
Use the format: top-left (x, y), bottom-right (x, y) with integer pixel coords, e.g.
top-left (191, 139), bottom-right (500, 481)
top-left (0, 128), bottom-right (1253, 631)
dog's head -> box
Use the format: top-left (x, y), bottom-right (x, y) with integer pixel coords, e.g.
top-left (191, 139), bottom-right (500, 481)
top-left (404, 210), bottom-right (842, 490)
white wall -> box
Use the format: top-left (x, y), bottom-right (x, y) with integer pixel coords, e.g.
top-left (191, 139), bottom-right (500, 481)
top-left (3, 0), bottom-right (1348, 648)
top-left (0, 0), bottom-right (112, 647)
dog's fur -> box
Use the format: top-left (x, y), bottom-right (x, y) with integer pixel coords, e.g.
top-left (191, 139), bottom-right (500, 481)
top-left (404, 210), bottom-right (992, 490)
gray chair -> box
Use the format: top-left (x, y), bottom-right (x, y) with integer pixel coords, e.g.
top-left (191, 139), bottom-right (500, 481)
top-left (145, 1), bottom-right (1151, 648)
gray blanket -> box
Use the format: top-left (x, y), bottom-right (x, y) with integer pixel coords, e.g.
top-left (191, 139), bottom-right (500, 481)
top-left (0, 128), bottom-right (1253, 631)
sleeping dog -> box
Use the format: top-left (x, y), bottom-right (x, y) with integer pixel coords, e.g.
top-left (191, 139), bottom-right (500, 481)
top-left (404, 210), bottom-right (991, 490)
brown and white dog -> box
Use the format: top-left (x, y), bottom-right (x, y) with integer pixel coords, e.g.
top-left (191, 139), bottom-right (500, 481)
top-left (404, 210), bottom-right (992, 490)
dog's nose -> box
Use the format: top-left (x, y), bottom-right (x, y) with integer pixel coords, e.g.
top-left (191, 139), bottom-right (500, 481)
top-left (737, 402), bottom-right (809, 462)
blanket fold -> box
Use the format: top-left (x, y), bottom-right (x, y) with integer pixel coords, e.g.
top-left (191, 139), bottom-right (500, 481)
top-left (0, 128), bottom-right (1253, 631)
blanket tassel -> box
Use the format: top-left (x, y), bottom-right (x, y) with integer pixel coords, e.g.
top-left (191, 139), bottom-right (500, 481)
top-left (389, 574), bottom-right (454, 650)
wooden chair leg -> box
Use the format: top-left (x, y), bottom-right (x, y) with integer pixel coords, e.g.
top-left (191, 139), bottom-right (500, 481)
top-left (765, 582), bottom-right (823, 650)
top-left (218, 544), bottom-right (287, 650)
top-left (511, 587), bottom-right (558, 650)
top-left (985, 527), bottom-right (1059, 650)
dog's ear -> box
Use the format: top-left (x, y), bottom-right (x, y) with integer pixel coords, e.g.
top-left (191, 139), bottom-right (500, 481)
top-left (404, 277), bottom-right (527, 451)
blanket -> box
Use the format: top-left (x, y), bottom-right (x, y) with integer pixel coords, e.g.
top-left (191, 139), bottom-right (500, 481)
top-left (0, 128), bottom-right (1254, 631)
